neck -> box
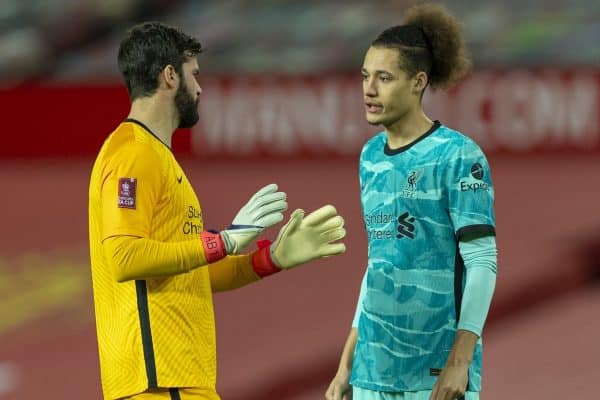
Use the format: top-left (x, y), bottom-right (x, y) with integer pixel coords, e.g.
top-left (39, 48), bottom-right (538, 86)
top-left (385, 108), bottom-right (433, 149)
top-left (127, 95), bottom-right (179, 148)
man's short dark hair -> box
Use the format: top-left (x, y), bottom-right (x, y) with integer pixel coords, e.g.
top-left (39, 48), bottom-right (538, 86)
top-left (118, 21), bottom-right (202, 101)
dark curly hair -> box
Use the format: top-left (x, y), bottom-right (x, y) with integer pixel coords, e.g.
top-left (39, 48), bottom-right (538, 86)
top-left (372, 4), bottom-right (471, 90)
top-left (118, 21), bottom-right (202, 101)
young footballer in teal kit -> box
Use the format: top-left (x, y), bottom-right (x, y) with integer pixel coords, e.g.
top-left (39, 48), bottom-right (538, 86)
top-left (326, 4), bottom-right (497, 400)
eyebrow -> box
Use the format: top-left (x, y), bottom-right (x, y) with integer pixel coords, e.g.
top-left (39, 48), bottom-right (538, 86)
top-left (361, 68), bottom-right (394, 76)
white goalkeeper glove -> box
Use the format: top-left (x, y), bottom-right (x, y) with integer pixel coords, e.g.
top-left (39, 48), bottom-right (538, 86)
top-left (220, 183), bottom-right (287, 254)
top-left (270, 205), bottom-right (346, 269)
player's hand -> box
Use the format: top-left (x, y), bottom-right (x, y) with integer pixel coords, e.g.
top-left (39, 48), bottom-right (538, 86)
top-left (429, 365), bottom-right (468, 400)
top-left (221, 183), bottom-right (287, 254)
top-left (325, 370), bottom-right (352, 400)
top-left (270, 205), bottom-right (346, 269)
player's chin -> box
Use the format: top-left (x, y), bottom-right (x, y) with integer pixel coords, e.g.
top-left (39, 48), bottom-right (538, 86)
top-left (365, 113), bottom-right (384, 126)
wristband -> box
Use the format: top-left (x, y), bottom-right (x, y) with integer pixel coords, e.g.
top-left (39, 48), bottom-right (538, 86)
top-left (251, 240), bottom-right (281, 277)
top-left (200, 230), bottom-right (227, 263)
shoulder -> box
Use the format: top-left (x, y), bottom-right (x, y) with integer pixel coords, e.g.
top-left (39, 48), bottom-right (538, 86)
top-left (97, 123), bottom-right (163, 176)
top-left (106, 123), bottom-right (162, 162)
top-left (436, 124), bottom-right (487, 160)
top-left (360, 131), bottom-right (386, 158)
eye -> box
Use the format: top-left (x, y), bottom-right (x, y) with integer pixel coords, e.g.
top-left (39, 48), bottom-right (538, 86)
top-left (361, 73), bottom-right (369, 81)
top-left (380, 75), bottom-right (391, 82)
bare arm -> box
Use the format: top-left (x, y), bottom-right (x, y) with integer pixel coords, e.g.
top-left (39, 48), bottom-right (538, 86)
top-left (430, 330), bottom-right (478, 400)
top-left (325, 328), bottom-right (357, 400)
top-left (446, 329), bottom-right (478, 367)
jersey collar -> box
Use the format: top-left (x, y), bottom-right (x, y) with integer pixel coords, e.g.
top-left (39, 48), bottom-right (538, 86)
top-left (124, 118), bottom-right (173, 152)
top-left (383, 120), bottom-right (441, 156)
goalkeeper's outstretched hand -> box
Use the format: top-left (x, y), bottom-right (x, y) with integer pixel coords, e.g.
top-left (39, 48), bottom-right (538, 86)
top-left (270, 205), bottom-right (346, 269)
top-left (221, 183), bottom-right (287, 254)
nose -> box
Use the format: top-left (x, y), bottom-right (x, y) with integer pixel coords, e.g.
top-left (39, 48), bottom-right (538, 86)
top-left (364, 77), bottom-right (376, 97)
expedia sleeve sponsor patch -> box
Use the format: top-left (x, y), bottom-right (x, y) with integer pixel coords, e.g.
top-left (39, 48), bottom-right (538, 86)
top-left (459, 162), bottom-right (491, 193)
top-left (117, 177), bottom-right (137, 209)
top-left (447, 142), bottom-right (496, 232)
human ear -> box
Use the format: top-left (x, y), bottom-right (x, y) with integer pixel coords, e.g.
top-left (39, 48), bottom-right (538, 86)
top-left (413, 71), bottom-right (429, 93)
top-left (161, 64), bottom-right (178, 89)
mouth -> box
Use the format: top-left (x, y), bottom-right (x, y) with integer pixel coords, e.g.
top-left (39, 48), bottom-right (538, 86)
top-left (365, 101), bottom-right (383, 114)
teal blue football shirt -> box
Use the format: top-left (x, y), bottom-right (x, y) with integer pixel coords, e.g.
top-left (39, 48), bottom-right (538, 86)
top-left (351, 121), bottom-right (495, 392)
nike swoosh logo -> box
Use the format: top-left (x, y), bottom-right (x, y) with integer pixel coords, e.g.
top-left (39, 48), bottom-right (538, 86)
top-left (177, 176), bottom-right (183, 184)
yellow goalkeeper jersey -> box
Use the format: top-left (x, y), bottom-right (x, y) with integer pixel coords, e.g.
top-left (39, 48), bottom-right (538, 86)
top-left (89, 119), bottom-right (221, 400)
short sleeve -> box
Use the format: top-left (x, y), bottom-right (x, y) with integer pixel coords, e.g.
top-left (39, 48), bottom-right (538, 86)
top-left (101, 141), bottom-right (164, 240)
top-left (445, 140), bottom-right (496, 241)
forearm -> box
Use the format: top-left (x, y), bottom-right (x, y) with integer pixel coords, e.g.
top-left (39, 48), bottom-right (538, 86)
top-left (446, 329), bottom-right (479, 367)
top-left (445, 236), bottom-right (497, 368)
top-left (208, 255), bottom-right (260, 292)
top-left (326, 328), bottom-right (356, 400)
top-left (457, 235), bottom-right (497, 336)
top-left (458, 267), bottom-right (496, 335)
top-left (352, 272), bottom-right (367, 328)
top-left (337, 328), bottom-right (358, 374)
top-left (104, 235), bottom-right (205, 282)
top-left (209, 241), bottom-right (282, 292)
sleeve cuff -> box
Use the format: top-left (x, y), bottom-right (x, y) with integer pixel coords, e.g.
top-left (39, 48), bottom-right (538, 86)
top-left (456, 224), bottom-right (496, 241)
top-left (251, 240), bottom-right (281, 278)
top-left (457, 323), bottom-right (482, 338)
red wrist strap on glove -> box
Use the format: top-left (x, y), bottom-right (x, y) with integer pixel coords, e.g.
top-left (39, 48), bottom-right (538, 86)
top-left (251, 239), bottom-right (281, 278)
top-left (200, 230), bottom-right (227, 263)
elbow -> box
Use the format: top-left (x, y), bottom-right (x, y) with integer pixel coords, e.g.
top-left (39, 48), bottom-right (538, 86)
top-left (109, 255), bottom-right (135, 283)
top-left (104, 237), bottom-right (138, 283)
top-left (114, 269), bottom-right (132, 283)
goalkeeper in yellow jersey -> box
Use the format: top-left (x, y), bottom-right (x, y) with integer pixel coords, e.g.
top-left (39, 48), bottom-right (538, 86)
top-left (88, 21), bottom-right (346, 400)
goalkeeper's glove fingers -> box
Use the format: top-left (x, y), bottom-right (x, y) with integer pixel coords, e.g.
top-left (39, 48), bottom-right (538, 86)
top-left (270, 205), bottom-right (346, 269)
top-left (222, 183), bottom-right (287, 254)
